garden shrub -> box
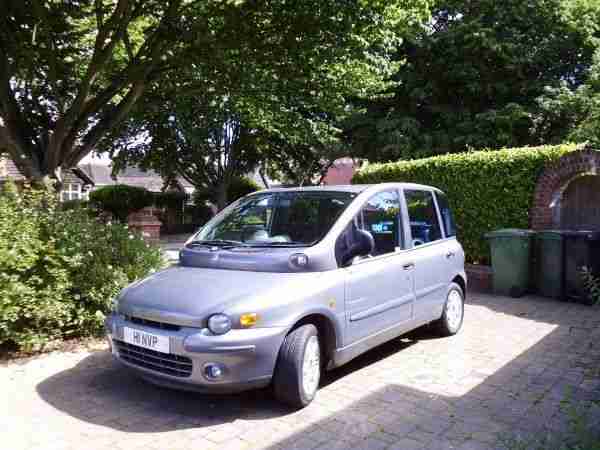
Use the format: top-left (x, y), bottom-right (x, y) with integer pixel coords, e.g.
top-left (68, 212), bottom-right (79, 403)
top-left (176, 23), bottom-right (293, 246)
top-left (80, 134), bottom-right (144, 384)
top-left (89, 184), bottom-right (153, 222)
top-left (581, 266), bottom-right (600, 305)
top-left (60, 199), bottom-right (89, 211)
top-left (353, 143), bottom-right (582, 264)
top-left (154, 190), bottom-right (188, 210)
top-left (0, 182), bottom-right (165, 351)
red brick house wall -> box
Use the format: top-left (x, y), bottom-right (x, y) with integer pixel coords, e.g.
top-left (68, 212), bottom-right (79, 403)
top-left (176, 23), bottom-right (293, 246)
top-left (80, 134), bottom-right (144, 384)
top-left (322, 158), bottom-right (357, 185)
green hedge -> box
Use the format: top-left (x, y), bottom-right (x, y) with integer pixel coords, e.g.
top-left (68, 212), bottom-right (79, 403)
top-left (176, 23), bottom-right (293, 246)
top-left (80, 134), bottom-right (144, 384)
top-left (89, 184), bottom-right (153, 222)
top-left (353, 143), bottom-right (582, 264)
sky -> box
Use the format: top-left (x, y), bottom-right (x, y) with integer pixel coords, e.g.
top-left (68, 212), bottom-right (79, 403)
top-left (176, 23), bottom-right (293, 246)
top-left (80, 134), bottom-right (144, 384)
top-left (80, 151), bottom-right (112, 165)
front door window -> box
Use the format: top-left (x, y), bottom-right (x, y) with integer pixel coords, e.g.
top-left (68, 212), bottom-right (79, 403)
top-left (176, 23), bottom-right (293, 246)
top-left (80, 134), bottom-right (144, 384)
top-left (404, 190), bottom-right (442, 246)
top-left (359, 190), bottom-right (402, 256)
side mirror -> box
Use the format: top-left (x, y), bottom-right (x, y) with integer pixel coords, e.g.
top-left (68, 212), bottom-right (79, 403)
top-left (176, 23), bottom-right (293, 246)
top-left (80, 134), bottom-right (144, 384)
top-left (343, 229), bottom-right (375, 265)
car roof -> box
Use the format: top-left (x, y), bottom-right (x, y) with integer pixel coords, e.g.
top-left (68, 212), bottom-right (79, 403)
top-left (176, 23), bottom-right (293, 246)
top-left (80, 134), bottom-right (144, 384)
top-left (254, 183), bottom-right (441, 195)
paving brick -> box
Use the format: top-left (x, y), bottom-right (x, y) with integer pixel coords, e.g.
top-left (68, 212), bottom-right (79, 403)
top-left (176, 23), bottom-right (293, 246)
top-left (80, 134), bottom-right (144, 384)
top-left (3, 293), bottom-right (599, 450)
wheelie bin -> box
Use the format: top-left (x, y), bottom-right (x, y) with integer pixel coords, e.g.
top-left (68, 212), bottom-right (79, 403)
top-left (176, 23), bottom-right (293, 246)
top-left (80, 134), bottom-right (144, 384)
top-left (485, 229), bottom-right (535, 297)
top-left (534, 230), bottom-right (565, 299)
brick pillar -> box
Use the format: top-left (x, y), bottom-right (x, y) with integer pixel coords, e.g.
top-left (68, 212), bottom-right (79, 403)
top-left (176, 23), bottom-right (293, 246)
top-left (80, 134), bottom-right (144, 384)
top-left (128, 207), bottom-right (162, 243)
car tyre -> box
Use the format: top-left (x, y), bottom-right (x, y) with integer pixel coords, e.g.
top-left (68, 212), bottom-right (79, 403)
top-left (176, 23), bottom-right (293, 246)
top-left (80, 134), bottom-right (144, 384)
top-left (434, 282), bottom-right (464, 336)
top-left (273, 324), bottom-right (320, 408)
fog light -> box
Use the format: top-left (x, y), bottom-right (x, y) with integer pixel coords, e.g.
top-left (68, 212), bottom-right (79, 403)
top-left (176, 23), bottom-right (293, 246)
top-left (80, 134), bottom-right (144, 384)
top-left (204, 363), bottom-right (225, 380)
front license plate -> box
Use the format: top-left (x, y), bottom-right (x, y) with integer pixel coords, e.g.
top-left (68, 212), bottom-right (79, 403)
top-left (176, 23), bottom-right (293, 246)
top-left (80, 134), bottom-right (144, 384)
top-left (123, 327), bottom-right (170, 354)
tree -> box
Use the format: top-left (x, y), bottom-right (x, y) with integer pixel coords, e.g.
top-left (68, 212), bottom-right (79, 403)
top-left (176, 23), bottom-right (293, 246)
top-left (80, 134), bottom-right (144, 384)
top-left (258, 134), bottom-right (348, 187)
top-left (0, 0), bottom-right (221, 186)
top-left (104, 0), bottom-right (430, 205)
top-left (110, 90), bottom-right (262, 210)
top-left (346, 0), bottom-right (598, 161)
top-left (535, 51), bottom-right (600, 146)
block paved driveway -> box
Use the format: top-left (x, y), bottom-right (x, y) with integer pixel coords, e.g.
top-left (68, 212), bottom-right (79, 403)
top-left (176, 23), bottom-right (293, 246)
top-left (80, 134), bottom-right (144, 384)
top-left (3, 293), bottom-right (600, 450)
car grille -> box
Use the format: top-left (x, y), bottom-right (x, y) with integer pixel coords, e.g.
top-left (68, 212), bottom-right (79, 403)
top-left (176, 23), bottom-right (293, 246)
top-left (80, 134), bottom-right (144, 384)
top-left (124, 315), bottom-right (181, 331)
top-left (113, 340), bottom-right (193, 378)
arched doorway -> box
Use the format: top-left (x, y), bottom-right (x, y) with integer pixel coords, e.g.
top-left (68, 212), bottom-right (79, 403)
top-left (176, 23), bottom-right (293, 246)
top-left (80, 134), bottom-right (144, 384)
top-left (560, 175), bottom-right (600, 230)
top-left (531, 147), bottom-right (600, 230)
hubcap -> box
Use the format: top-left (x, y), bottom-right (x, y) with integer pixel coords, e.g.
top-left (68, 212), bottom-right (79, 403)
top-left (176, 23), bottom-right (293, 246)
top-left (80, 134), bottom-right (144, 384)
top-left (302, 335), bottom-right (320, 397)
top-left (446, 289), bottom-right (463, 331)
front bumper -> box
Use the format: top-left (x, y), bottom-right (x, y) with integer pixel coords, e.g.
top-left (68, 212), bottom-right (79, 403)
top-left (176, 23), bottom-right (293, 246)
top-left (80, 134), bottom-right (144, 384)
top-left (105, 313), bottom-right (287, 393)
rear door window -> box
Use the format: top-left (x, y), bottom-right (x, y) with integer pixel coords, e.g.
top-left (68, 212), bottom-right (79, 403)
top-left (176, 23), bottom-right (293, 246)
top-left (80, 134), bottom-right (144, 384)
top-left (435, 192), bottom-right (456, 238)
top-left (404, 189), bottom-right (443, 246)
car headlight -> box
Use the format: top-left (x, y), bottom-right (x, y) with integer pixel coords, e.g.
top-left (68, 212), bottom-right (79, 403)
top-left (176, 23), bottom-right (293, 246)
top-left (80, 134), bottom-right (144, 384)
top-left (207, 314), bottom-right (232, 335)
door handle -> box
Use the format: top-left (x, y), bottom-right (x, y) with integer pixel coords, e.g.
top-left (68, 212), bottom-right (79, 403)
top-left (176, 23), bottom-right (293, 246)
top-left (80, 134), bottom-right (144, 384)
top-left (403, 262), bottom-right (415, 270)
top-left (446, 251), bottom-right (455, 259)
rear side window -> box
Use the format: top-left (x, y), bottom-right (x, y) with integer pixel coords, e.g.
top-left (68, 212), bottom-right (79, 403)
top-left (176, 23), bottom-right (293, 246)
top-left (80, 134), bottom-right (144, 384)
top-left (404, 190), bottom-right (443, 245)
top-left (435, 192), bottom-right (456, 237)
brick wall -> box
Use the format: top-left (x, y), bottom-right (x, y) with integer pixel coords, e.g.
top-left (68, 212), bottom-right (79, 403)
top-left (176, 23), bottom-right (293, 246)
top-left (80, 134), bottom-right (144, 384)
top-left (530, 147), bottom-right (600, 230)
top-left (465, 263), bottom-right (493, 293)
top-left (128, 207), bottom-right (162, 243)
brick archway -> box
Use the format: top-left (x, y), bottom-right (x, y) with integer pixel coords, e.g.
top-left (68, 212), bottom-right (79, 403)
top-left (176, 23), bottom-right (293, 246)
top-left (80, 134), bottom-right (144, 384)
top-left (530, 147), bottom-right (600, 229)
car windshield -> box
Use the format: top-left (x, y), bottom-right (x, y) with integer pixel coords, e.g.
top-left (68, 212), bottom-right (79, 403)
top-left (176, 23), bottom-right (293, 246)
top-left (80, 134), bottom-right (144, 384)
top-left (192, 191), bottom-right (356, 247)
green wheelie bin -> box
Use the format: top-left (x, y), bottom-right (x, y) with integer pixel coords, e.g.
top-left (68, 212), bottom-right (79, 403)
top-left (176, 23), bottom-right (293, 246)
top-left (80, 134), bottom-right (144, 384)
top-left (534, 230), bottom-right (565, 299)
top-left (485, 229), bottom-right (535, 297)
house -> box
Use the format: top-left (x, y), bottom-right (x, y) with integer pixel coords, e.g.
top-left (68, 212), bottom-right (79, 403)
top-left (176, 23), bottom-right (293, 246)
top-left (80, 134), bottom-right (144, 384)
top-left (321, 157), bottom-right (361, 186)
top-left (0, 156), bottom-right (94, 201)
top-left (0, 156), bottom-right (194, 200)
top-left (78, 163), bottom-right (195, 195)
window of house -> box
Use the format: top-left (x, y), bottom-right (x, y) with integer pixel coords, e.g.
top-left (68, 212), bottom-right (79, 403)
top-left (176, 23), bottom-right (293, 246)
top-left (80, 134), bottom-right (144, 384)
top-left (435, 191), bottom-right (456, 237)
top-left (60, 183), bottom-right (88, 202)
top-left (404, 189), bottom-right (443, 246)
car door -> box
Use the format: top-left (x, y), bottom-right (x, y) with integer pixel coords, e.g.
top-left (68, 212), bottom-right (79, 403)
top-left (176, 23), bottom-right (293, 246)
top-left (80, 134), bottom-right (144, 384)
top-left (403, 189), bottom-right (451, 322)
top-left (343, 189), bottom-right (416, 344)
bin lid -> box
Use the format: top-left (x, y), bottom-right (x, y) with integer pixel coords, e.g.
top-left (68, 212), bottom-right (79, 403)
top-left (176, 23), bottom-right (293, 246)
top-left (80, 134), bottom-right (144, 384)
top-left (561, 230), bottom-right (600, 240)
top-left (536, 230), bottom-right (564, 240)
top-left (484, 228), bottom-right (536, 238)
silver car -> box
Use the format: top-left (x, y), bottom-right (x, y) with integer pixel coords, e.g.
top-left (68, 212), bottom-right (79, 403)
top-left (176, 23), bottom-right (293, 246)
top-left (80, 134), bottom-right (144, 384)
top-left (106, 183), bottom-right (466, 407)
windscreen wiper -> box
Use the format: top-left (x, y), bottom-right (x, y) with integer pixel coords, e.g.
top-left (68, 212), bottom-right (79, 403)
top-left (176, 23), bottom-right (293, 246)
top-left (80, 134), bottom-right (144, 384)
top-left (245, 242), bottom-right (308, 248)
top-left (187, 239), bottom-right (249, 248)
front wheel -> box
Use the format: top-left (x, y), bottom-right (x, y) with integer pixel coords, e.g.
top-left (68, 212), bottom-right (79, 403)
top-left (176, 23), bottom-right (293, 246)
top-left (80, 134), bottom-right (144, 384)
top-left (273, 324), bottom-right (320, 408)
top-left (434, 283), bottom-right (465, 336)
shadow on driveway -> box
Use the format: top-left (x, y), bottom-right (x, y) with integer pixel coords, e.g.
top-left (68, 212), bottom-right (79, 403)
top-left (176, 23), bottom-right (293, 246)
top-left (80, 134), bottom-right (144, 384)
top-left (36, 325), bottom-right (419, 433)
top-left (35, 294), bottom-right (600, 448)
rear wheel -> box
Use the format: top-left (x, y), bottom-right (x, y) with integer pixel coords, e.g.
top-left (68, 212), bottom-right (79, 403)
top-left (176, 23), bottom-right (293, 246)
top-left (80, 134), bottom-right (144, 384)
top-left (434, 282), bottom-right (464, 336)
top-left (273, 324), bottom-right (320, 408)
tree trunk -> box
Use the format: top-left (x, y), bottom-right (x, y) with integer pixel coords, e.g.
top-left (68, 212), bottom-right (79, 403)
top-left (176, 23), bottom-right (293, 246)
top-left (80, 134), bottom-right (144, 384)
top-left (259, 166), bottom-right (270, 189)
top-left (216, 181), bottom-right (228, 211)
